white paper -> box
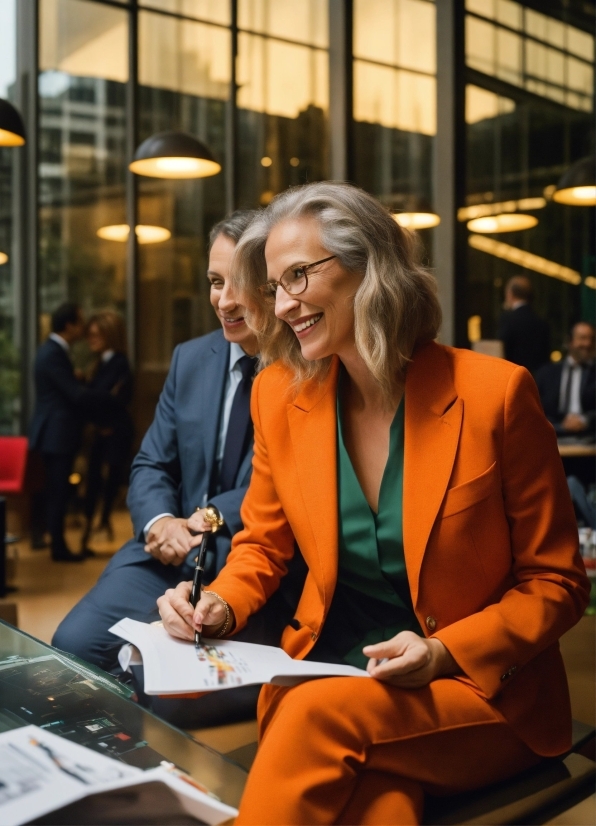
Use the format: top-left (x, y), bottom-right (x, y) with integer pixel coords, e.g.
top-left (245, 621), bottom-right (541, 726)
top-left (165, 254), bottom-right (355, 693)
top-left (0, 725), bottom-right (238, 826)
top-left (110, 617), bottom-right (369, 694)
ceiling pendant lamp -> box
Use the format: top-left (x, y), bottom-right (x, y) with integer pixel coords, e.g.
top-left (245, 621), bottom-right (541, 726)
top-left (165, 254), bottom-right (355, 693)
top-left (467, 213), bottom-right (538, 233)
top-left (129, 131), bottom-right (221, 179)
top-left (390, 195), bottom-right (440, 230)
top-left (0, 99), bottom-right (26, 146)
top-left (552, 156), bottom-right (596, 206)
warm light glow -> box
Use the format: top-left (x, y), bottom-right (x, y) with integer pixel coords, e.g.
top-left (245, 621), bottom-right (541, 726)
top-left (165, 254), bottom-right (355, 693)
top-left (468, 315), bottom-right (482, 343)
top-left (467, 214), bottom-right (538, 233)
top-left (585, 276), bottom-right (596, 289)
top-left (393, 212), bottom-right (440, 230)
top-left (469, 234), bottom-right (582, 285)
top-left (0, 128), bottom-right (24, 147)
top-left (69, 473), bottom-right (82, 485)
top-left (0, 252), bottom-right (8, 265)
top-left (290, 157), bottom-right (300, 167)
top-left (552, 185), bottom-right (596, 205)
top-left (261, 156), bottom-right (273, 167)
top-left (97, 225), bottom-right (172, 244)
top-left (458, 197), bottom-right (546, 221)
top-left (129, 156), bottom-right (221, 178)
top-left (550, 351), bottom-right (563, 362)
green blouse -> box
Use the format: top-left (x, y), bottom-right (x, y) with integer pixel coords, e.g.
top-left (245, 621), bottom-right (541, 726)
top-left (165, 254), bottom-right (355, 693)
top-left (310, 375), bottom-right (420, 669)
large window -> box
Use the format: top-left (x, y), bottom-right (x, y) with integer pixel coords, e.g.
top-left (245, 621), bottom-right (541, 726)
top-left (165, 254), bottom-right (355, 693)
top-left (0, 0), bottom-right (18, 434)
top-left (38, 0), bottom-right (129, 368)
top-left (463, 0), bottom-right (595, 351)
top-left (352, 0), bottom-right (436, 239)
top-left (236, 0), bottom-right (329, 207)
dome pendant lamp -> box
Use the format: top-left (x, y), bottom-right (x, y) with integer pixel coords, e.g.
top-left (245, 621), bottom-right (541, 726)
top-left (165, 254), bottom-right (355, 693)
top-left (129, 131), bottom-right (221, 179)
top-left (0, 99), bottom-right (26, 146)
top-left (552, 156), bottom-right (596, 206)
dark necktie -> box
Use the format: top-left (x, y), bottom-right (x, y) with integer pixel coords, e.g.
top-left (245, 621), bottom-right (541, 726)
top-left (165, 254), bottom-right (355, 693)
top-left (219, 355), bottom-right (257, 492)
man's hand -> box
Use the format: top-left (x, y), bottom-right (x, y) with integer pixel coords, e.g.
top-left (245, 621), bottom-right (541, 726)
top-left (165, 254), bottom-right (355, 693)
top-left (364, 632), bottom-right (459, 689)
top-left (144, 516), bottom-right (202, 565)
top-left (157, 581), bottom-right (232, 640)
top-left (562, 413), bottom-right (587, 433)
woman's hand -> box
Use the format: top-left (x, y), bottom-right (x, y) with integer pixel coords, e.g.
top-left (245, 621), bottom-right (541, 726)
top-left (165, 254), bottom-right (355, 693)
top-left (157, 581), bottom-right (232, 641)
top-left (364, 631), bottom-right (459, 689)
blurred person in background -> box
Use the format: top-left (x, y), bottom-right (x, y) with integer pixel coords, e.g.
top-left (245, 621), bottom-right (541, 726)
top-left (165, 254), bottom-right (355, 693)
top-left (81, 311), bottom-right (134, 552)
top-left (29, 303), bottom-right (118, 562)
top-left (497, 275), bottom-right (550, 373)
top-left (535, 321), bottom-right (595, 441)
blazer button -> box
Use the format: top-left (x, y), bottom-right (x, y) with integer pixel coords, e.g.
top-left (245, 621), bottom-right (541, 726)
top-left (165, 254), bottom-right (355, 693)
top-left (425, 616), bottom-right (437, 632)
top-left (311, 632), bottom-right (317, 641)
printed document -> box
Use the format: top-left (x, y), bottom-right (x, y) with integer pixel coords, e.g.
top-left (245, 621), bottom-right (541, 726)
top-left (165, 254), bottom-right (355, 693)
top-left (110, 617), bottom-right (369, 694)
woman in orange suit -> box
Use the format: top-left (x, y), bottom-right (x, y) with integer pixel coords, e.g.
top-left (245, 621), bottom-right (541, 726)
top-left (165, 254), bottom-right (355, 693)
top-left (158, 182), bottom-right (590, 825)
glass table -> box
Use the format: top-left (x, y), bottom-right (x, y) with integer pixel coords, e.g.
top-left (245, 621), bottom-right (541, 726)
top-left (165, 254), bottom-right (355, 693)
top-left (0, 620), bottom-right (248, 810)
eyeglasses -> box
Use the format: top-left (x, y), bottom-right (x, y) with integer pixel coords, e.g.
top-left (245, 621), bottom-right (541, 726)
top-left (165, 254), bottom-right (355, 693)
top-left (259, 255), bottom-right (336, 300)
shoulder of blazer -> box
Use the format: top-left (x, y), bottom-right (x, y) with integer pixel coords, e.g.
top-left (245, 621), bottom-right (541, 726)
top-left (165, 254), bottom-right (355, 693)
top-left (172, 328), bottom-right (227, 371)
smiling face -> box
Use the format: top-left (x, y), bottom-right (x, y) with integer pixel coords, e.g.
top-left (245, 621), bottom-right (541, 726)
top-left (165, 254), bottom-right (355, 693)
top-left (87, 322), bottom-right (107, 354)
top-left (208, 233), bottom-right (258, 356)
top-left (265, 216), bottom-right (362, 362)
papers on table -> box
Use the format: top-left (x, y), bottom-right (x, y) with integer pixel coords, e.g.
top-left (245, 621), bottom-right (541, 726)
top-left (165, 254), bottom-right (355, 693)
top-left (110, 617), bottom-right (369, 695)
top-left (0, 725), bottom-right (237, 825)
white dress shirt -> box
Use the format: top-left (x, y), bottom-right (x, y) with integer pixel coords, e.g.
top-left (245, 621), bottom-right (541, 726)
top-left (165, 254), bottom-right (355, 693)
top-left (144, 342), bottom-right (250, 539)
top-left (559, 356), bottom-right (585, 418)
top-left (49, 332), bottom-right (69, 353)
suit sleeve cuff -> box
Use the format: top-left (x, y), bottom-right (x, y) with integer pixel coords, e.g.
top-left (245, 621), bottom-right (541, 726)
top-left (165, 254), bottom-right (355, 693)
top-left (143, 513), bottom-right (175, 542)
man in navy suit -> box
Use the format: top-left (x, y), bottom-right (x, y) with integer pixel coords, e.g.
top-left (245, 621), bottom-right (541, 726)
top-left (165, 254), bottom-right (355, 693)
top-left (52, 212), bottom-right (265, 685)
top-left (497, 275), bottom-right (550, 373)
top-left (535, 321), bottom-right (595, 439)
top-left (29, 303), bottom-right (105, 561)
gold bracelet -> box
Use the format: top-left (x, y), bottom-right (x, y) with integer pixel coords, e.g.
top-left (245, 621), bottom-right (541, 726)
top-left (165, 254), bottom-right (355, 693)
top-left (203, 590), bottom-right (231, 638)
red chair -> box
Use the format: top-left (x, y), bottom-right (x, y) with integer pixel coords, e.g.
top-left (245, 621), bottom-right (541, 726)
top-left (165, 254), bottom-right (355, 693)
top-left (0, 437), bottom-right (29, 496)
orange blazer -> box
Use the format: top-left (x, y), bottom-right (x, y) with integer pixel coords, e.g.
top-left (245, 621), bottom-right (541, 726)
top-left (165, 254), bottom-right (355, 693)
top-left (210, 341), bottom-right (590, 757)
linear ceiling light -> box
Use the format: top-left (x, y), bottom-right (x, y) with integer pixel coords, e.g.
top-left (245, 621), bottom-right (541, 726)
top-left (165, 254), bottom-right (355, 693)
top-left (552, 156), bottom-right (596, 206)
top-left (467, 214), bottom-right (538, 233)
top-left (584, 276), bottom-right (596, 290)
top-left (458, 197), bottom-right (546, 221)
top-left (468, 234), bottom-right (582, 285)
top-left (0, 99), bottom-right (26, 146)
top-left (97, 224), bottom-right (171, 244)
top-left (129, 131), bottom-right (221, 179)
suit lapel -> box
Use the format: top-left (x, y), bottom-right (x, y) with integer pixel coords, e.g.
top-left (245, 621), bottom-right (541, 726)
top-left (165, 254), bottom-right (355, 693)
top-left (287, 358), bottom-right (340, 611)
top-left (403, 342), bottom-right (462, 606)
top-left (202, 335), bottom-right (230, 486)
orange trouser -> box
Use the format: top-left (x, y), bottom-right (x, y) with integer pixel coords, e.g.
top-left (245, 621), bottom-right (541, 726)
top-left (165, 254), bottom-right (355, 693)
top-left (236, 676), bottom-right (540, 825)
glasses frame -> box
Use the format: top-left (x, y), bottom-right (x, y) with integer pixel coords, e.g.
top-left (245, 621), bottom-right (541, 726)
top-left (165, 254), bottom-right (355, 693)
top-left (259, 255), bottom-right (336, 299)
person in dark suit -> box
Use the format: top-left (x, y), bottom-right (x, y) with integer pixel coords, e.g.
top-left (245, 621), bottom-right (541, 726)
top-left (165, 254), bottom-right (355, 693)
top-left (52, 212), bottom-right (271, 703)
top-left (81, 311), bottom-right (134, 551)
top-left (497, 275), bottom-right (550, 373)
top-left (535, 321), bottom-right (595, 439)
top-left (29, 303), bottom-right (95, 562)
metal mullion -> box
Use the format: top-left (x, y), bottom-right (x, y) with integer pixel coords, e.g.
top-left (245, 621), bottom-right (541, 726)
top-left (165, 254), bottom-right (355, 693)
top-left (15, 0), bottom-right (39, 434)
top-left (126, 0), bottom-right (138, 368)
top-left (226, 0), bottom-right (238, 212)
top-left (351, 55), bottom-right (435, 79)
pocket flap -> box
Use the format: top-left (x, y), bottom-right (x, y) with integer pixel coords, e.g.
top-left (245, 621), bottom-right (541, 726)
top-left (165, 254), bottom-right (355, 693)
top-left (442, 461), bottom-right (498, 518)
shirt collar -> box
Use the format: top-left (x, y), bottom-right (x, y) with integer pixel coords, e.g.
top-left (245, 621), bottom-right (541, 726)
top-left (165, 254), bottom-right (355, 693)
top-left (49, 333), bottom-right (69, 353)
top-left (102, 349), bottom-right (115, 363)
top-left (228, 341), bottom-right (256, 371)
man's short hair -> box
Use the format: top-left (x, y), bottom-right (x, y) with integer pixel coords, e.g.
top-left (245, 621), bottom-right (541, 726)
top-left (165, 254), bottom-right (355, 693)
top-left (506, 276), bottom-right (533, 302)
top-left (570, 320), bottom-right (595, 339)
top-left (51, 302), bottom-right (81, 333)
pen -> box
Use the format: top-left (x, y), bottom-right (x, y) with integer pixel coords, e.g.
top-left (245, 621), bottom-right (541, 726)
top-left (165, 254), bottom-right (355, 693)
top-left (189, 507), bottom-right (224, 647)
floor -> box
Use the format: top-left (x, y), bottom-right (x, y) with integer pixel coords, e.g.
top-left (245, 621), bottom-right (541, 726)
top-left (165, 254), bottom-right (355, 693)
top-left (3, 506), bottom-right (595, 824)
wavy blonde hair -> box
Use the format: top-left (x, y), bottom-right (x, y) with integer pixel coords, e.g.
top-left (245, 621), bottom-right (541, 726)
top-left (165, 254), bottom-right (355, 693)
top-left (233, 182), bottom-right (441, 400)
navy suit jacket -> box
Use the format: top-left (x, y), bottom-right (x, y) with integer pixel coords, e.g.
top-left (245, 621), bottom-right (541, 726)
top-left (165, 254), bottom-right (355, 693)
top-left (29, 338), bottom-right (87, 455)
top-left (535, 360), bottom-right (596, 436)
top-left (497, 304), bottom-right (550, 374)
top-left (126, 329), bottom-right (253, 578)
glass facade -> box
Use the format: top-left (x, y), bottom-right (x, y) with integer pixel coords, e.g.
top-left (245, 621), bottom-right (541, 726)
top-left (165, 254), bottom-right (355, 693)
top-left (0, 0), bottom-right (17, 433)
top-left (463, 0), bottom-right (595, 352)
top-left (1, 0), bottom-right (592, 436)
